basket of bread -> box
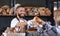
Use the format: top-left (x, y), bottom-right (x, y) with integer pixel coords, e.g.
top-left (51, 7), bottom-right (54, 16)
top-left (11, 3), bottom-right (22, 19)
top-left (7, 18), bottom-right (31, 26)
top-left (2, 26), bottom-right (26, 36)
top-left (2, 22), bottom-right (27, 36)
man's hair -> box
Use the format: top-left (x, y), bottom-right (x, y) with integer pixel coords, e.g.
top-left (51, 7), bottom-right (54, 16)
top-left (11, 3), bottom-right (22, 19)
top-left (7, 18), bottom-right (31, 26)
top-left (54, 9), bottom-right (60, 18)
top-left (16, 6), bottom-right (21, 10)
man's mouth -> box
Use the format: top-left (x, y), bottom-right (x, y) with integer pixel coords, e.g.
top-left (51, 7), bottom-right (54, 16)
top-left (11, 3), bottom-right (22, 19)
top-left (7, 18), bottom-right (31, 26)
top-left (18, 14), bottom-right (25, 18)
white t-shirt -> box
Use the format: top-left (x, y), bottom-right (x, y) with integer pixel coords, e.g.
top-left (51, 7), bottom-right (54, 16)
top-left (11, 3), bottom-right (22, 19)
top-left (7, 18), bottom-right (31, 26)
top-left (10, 18), bottom-right (27, 28)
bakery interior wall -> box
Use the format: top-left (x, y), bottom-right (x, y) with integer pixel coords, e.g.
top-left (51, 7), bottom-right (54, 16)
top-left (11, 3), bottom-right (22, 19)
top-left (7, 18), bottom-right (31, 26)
top-left (0, 0), bottom-right (57, 35)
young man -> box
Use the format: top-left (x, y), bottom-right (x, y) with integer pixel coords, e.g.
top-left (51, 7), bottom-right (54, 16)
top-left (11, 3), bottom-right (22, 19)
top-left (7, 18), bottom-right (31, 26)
top-left (10, 7), bottom-right (27, 28)
top-left (53, 9), bottom-right (60, 36)
top-left (47, 9), bottom-right (60, 36)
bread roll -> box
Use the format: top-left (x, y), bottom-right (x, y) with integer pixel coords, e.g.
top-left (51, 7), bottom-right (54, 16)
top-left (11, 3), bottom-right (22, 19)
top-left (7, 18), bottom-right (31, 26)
top-left (38, 7), bottom-right (51, 16)
top-left (1, 5), bottom-right (10, 15)
top-left (0, 8), bottom-right (3, 14)
top-left (45, 8), bottom-right (51, 16)
top-left (9, 7), bottom-right (14, 15)
top-left (25, 7), bottom-right (32, 12)
top-left (38, 7), bottom-right (46, 16)
top-left (28, 7), bottom-right (40, 16)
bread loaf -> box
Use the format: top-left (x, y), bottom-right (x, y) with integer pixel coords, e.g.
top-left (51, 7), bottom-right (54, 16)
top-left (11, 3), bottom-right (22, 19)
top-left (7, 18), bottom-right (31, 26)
top-left (38, 7), bottom-right (51, 16)
top-left (9, 7), bottom-right (14, 15)
top-left (28, 7), bottom-right (40, 16)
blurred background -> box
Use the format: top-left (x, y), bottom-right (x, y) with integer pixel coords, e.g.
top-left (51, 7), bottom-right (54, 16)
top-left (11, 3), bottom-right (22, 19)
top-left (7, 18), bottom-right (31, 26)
top-left (0, 0), bottom-right (60, 35)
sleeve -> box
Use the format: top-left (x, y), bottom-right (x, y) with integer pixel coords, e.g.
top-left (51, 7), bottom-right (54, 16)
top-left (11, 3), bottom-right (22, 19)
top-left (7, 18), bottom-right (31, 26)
top-left (45, 22), bottom-right (52, 30)
top-left (10, 18), bottom-right (19, 28)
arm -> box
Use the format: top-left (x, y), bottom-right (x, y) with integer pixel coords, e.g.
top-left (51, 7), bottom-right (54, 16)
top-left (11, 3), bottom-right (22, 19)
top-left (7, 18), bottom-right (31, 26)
top-left (10, 18), bottom-right (19, 28)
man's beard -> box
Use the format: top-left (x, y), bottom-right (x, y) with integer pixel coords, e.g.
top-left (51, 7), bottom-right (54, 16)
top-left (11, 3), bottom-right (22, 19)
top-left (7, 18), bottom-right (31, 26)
top-left (18, 14), bottom-right (25, 18)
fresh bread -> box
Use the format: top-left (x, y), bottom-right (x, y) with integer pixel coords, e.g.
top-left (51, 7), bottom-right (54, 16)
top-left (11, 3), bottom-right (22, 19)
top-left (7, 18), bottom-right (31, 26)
top-left (9, 7), bottom-right (14, 15)
top-left (15, 22), bottom-right (27, 32)
top-left (38, 7), bottom-right (51, 16)
top-left (38, 7), bottom-right (46, 16)
top-left (45, 8), bottom-right (51, 16)
top-left (28, 7), bottom-right (40, 16)
top-left (0, 8), bottom-right (3, 14)
top-left (31, 16), bottom-right (45, 28)
top-left (25, 7), bottom-right (32, 12)
top-left (36, 16), bottom-right (45, 25)
top-left (1, 5), bottom-right (10, 15)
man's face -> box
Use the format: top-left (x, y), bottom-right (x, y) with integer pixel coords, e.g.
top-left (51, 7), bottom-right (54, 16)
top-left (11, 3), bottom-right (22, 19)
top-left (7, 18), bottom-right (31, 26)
top-left (17, 7), bottom-right (26, 16)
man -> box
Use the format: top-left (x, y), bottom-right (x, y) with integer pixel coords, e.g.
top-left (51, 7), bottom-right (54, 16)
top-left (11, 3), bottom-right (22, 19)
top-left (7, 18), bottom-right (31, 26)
top-left (27, 16), bottom-right (55, 36)
top-left (46, 9), bottom-right (60, 36)
top-left (10, 7), bottom-right (27, 28)
top-left (27, 16), bottom-right (46, 29)
top-left (53, 9), bottom-right (60, 36)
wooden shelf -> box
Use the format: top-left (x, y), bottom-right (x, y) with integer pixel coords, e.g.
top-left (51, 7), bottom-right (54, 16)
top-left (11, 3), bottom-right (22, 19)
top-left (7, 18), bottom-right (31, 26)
top-left (0, 14), bottom-right (51, 17)
top-left (0, 14), bottom-right (15, 17)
